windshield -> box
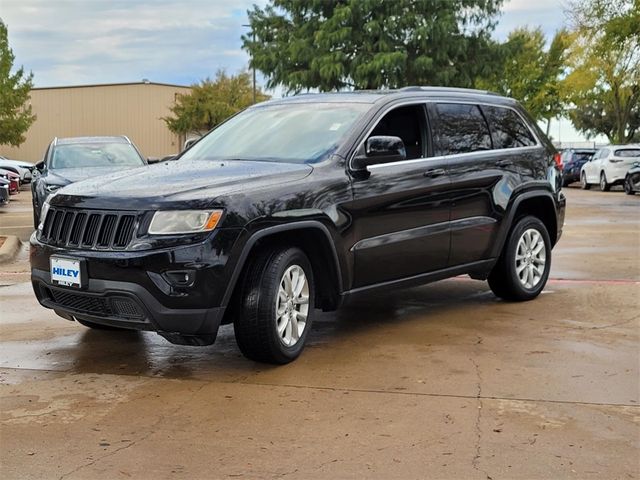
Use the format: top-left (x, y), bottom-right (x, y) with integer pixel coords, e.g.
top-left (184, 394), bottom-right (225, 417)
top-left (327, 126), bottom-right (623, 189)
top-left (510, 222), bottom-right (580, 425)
top-left (51, 143), bottom-right (144, 169)
top-left (182, 103), bottom-right (369, 163)
top-left (614, 149), bottom-right (640, 158)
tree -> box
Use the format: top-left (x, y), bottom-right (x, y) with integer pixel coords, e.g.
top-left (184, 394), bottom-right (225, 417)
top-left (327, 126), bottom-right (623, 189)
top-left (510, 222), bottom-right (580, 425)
top-left (564, 0), bottom-right (640, 143)
top-left (0, 21), bottom-right (35, 147)
top-left (242, 0), bottom-right (504, 93)
top-left (163, 71), bottom-right (269, 136)
top-left (477, 27), bottom-right (570, 135)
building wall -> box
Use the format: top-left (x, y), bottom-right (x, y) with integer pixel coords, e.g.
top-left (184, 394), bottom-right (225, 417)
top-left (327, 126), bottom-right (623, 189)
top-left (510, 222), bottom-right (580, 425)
top-left (0, 82), bottom-right (192, 163)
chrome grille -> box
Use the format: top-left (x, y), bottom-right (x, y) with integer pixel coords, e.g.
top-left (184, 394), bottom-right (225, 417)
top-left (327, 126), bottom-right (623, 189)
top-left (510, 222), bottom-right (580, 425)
top-left (41, 207), bottom-right (138, 250)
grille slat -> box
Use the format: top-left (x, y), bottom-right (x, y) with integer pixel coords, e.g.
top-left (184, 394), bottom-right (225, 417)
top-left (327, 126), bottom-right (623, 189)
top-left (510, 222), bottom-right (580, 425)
top-left (50, 210), bottom-right (65, 242)
top-left (41, 207), bottom-right (137, 250)
top-left (57, 211), bottom-right (75, 244)
top-left (97, 214), bottom-right (117, 247)
top-left (82, 214), bottom-right (101, 247)
top-left (114, 215), bottom-right (136, 248)
top-left (68, 213), bottom-right (87, 246)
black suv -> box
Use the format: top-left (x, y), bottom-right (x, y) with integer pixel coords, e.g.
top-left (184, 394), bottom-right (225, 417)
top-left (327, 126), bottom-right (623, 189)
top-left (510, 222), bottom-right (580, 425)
top-left (30, 87), bottom-right (565, 364)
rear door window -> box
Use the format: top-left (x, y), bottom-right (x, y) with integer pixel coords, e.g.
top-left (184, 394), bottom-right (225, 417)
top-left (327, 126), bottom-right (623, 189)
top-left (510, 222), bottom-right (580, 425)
top-left (481, 106), bottom-right (536, 148)
top-left (430, 103), bottom-right (491, 156)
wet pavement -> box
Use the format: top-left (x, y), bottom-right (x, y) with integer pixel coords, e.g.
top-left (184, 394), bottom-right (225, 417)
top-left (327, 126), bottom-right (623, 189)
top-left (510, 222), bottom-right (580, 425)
top-left (1, 187), bottom-right (638, 479)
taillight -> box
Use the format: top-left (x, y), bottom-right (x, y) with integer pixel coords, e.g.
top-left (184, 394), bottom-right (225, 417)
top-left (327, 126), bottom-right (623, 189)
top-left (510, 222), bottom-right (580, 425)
top-left (554, 152), bottom-right (563, 171)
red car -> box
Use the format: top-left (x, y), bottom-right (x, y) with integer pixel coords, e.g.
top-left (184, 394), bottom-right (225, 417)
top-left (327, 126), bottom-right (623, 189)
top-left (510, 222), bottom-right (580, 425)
top-left (0, 168), bottom-right (20, 195)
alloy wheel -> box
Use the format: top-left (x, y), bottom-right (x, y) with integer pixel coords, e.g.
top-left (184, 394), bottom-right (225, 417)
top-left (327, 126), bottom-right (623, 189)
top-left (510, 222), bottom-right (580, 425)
top-left (275, 265), bottom-right (309, 347)
top-left (514, 228), bottom-right (546, 289)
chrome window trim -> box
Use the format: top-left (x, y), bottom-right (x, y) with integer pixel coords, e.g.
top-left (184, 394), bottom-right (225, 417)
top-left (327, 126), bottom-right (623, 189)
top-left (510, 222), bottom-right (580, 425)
top-left (348, 98), bottom-right (542, 172)
top-left (368, 145), bottom-right (542, 171)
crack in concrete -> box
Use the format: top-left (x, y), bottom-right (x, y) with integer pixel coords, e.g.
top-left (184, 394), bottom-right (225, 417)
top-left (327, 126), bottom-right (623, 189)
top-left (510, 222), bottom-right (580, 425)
top-left (2, 407), bottom-right (68, 421)
top-left (57, 382), bottom-right (208, 480)
top-left (471, 336), bottom-right (492, 480)
top-left (588, 315), bottom-right (639, 330)
top-left (2, 367), bottom-right (638, 408)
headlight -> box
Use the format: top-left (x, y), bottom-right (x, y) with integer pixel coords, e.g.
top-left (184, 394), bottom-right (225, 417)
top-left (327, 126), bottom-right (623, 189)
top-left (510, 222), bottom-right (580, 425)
top-left (45, 184), bottom-right (62, 193)
top-left (148, 210), bottom-right (223, 235)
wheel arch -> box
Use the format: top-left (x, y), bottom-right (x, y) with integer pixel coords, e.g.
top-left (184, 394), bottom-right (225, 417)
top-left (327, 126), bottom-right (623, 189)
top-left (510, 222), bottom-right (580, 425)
top-left (491, 190), bottom-right (559, 259)
top-left (221, 221), bottom-right (344, 315)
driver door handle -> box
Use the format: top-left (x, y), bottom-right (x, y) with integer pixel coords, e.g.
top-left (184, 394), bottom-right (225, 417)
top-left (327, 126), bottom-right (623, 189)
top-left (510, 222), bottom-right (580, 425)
top-left (424, 168), bottom-right (446, 178)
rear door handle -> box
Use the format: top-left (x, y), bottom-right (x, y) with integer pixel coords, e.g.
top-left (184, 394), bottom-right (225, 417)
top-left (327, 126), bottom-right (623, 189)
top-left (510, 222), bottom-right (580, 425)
top-left (495, 159), bottom-right (514, 167)
top-left (424, 168), bottom-right (446, 178)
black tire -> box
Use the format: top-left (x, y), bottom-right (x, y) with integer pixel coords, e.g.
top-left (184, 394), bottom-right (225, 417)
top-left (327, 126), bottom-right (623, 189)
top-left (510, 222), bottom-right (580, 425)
top-left (234, 246), bottom-right (315, 364)
top-left (600, 172), bottom-right (610, 192)
top-left (581, 171), bottom-right (590, 190)
top-left (75, 318), bottom-right (127, 330)
top-left (624, 177), bottom-right (635, 195)
top-left (488, 216), bottom-right (552, 302)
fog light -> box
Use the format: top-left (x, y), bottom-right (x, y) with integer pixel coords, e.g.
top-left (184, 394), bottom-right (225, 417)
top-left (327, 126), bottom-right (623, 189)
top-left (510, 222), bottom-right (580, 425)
top-left (163, 270), bottom-right (195, 287)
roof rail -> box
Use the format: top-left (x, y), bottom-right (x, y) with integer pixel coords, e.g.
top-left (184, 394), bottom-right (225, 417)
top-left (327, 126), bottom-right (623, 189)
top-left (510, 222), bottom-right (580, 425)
top-left (399, 86), bottom-right (499, 96)
top-left (122, 135), bottom-right (132, 144)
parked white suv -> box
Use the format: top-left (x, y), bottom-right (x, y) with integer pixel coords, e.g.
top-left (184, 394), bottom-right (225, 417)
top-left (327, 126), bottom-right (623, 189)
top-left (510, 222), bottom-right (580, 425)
top-left (581, 145), bottom-right (640, 191)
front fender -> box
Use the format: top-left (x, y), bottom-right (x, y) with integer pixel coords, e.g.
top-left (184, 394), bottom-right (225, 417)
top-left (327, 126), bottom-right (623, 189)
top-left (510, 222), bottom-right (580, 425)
top-left (219, 220), bottom-right (345, 307)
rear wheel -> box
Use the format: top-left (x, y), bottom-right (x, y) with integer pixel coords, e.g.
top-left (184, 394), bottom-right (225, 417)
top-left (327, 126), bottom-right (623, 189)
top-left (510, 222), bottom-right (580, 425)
top-left (600, 172), bottom-right (610, 192)
top-left (488, 216), bottom-right (551, 301)
top-left (581, 171), bottom-right (590, 190)
top-left (234, 246), bottom-right (314, 364)
top-left (624, 176), bottom-right (635, 195)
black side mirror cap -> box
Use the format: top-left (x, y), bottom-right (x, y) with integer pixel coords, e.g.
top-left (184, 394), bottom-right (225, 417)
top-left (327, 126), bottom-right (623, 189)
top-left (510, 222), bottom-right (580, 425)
top-left (35, 161), bottom-right (45, 170)
top-left (352, 135), bottom-right (407, 170)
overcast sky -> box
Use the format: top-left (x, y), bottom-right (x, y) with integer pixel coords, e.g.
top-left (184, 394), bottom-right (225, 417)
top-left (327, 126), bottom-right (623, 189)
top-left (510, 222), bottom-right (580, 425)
top-left (2, 0), bottom-right (597, 143)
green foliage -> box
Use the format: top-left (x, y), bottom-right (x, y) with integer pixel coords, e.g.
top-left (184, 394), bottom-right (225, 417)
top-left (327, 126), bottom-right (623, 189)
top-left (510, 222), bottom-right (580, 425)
top-left (164, 71), bottom-right (269, 135)
top-left (477, 27), bottom-right (570, 130)
top-left (0, 21), bottom-right (36, 147)
top-left (243, 0), bottom-right (504, 93)
top-left (564, 0), bottom-right (640, 143)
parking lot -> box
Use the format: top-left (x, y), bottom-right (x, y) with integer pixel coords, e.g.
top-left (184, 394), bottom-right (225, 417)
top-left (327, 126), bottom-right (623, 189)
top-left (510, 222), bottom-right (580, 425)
top-left (0, 186), bottom-right (638, 479)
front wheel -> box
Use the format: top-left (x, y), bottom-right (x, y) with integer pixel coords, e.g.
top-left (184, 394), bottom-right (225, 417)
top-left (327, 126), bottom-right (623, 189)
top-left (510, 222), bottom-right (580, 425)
top-left (600, 172), bottom-right (610, 192)
top-left (581, 171), bottom-right (590, 190)
top-left (234, 246), bottom-right (314, 364)
top-left (488, 216), bottom-right (552, 301)
top-left (624, 177), bottom-right (635, 195)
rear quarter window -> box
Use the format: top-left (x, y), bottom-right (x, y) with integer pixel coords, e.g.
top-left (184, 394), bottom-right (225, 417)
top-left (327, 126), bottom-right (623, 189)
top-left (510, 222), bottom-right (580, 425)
top-left (614, 149), bottom-right (640, 158)
top-left (431, 103), bottom-right (491, 156)
top-left (481, 106), bottom-right (537, 149)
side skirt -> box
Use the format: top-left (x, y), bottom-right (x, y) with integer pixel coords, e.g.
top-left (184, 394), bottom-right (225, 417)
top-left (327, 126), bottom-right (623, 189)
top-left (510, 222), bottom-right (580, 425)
top-left (341, 259), bottom-right (496, 300)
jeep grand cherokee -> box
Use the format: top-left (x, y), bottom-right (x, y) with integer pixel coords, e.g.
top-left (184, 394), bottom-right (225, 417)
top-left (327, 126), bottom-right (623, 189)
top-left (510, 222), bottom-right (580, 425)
top-left (30, 87), bottom-right (566, 364)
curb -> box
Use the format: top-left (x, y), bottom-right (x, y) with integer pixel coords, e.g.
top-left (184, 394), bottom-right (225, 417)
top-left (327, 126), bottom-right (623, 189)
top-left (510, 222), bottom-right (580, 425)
top-left (0, 235), bottom-right (22, 264)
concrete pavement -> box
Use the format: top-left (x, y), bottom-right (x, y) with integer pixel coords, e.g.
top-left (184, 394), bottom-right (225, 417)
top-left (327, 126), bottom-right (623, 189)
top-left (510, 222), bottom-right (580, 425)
top-left (0, 187), bottom-right (638, 479)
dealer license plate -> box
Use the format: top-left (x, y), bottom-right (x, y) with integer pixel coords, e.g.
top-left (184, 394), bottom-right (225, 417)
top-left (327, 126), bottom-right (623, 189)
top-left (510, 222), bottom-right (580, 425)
top-left (50, 256), bottom-right (83, 288)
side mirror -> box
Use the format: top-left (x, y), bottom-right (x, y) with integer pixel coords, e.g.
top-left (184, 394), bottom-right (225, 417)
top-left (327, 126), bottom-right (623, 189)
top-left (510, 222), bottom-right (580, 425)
top-left (352, 135), bottom-right (406, 171)
top-left (35, 161), bottom-right (45, 171)
top-left (146, 157), bottom-right (162, 164)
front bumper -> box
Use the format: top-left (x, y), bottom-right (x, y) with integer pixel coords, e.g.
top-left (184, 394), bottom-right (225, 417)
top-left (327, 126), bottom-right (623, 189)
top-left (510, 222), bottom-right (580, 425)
top-left (30, 228), bottom-right (243, 345)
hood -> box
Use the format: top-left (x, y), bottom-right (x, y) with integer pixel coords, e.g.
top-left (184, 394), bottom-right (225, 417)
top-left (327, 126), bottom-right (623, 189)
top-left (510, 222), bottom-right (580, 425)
top-left (47, 165), bottom-right (143, 184)
top-left (52, 159), bottom-right (313, 209)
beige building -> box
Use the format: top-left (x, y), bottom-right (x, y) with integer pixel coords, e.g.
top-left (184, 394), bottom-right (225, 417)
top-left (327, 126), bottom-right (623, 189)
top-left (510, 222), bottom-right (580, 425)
top-left (1, 81), bottom-right (192, 162)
